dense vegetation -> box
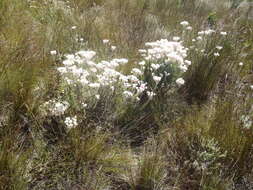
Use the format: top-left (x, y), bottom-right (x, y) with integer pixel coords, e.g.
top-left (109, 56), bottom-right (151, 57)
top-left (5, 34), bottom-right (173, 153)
top-left (0, 0), bottom-right (252, 189)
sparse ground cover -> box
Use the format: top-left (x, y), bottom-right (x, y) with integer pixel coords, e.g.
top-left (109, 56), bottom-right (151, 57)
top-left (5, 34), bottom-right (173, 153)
top-left (0, 0), bottom-right (252, 189)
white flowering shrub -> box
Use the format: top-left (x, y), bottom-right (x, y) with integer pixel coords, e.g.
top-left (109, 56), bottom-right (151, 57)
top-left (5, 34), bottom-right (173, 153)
top-left (57, 50), bottom-right (147, 105)
top-left (42, 50), bottom-right (146, 129)
top-left (40, 19), bottom-right (245, 134)
top-left (39, 35), bottom-right (191, 131)
top-left (42, 99), bottom-right (70, 116)
top-left (37, 18), bottom-right (242, 135)
top-left (42, 20), bottom-right (235, 130)
top-left (47, 35), bottom-right (188, 109)
top-left (139, 39), bottom-right (189, 92)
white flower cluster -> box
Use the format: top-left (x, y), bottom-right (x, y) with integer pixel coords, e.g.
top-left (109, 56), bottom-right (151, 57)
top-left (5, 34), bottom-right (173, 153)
top-left (180, 21), bottom-right (192, 31)
top-left (241, 114), bottom-right (252, 129)
top-left (56, 39), bottom-right (189, 105)
top-left (188, 27), bottom-right (228, 58)
top-left (57, 50), bottom-right (148, 101)
top-left (54, 24), bottom-right (191, 107)
top-left (43, 100), bottom-right (69, 116)
top-left (192, 29), bottom-right (228, 44)
top-left (64, 116), bottom-right (78, 130)
top-left (137, 39), bottom-right (189, 86)
top-left (143, 39), bottom-right (188, 72)
top-left (198, 29), bottom-right (216, 36)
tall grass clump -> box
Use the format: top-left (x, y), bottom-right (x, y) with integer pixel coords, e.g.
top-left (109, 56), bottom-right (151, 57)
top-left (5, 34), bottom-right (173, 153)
top-left (0, 138), bottom-right (29, 190)
top-left (158, 109), bottom-right (232, 189)
top-left (123, 138), bottom-right (167, 190)
top-left (29, 127), bottom-right (133, 189)
top-left (0, 0), bottom-right (53, 146)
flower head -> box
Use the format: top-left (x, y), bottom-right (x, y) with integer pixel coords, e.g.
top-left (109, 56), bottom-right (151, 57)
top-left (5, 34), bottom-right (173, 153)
top-left (103, 39), bottom-right (109, 44)
top-left (180, 21), bottom-right (189, 26)
top-left (176, 78), bottom-right (185, 86)
top-left (220, 31), bottom-right (227, 36)
top-left (214, 52), bottom-right (220, 57)
top-left (65, 116), bottom-right (78, 130)
top-left (50, 50), bottom-right (57, 55)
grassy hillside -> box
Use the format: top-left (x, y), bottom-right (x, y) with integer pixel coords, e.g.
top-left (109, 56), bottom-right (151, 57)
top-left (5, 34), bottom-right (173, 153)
top-left (0, 0), bottom-right (252, 189)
